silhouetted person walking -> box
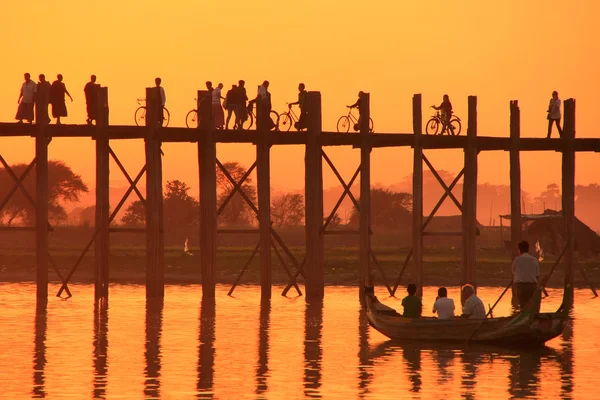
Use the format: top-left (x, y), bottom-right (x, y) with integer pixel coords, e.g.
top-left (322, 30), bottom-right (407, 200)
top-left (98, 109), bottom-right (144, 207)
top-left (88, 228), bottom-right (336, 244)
top-left (256, 80), bottom-right (274, 130)
top-left (225, 84), bottom-right (238, 130)
top-left (36, 74), bottom-right (51, 124)
top-left (237, 80), bottom-right (248, 130)
top-left (15, 73), bottom-right (37, 123)
top-left (212, 82), bottom-right (225, 129)
top-left (432, 94), bottom-right (453, 135)
top-left (155, 77), bottom-right (166, 126)
top-left (84, 75), bottom-right (99, 125)
top-left (50, 74), bottom-right (72, 124)
top-left (547, 91), bottom-right (563, 138)
top-left (288, 83), bottom-right (307, 130)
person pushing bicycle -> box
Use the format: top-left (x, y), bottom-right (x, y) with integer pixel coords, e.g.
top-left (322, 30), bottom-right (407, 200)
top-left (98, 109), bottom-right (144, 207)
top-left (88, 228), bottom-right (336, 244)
top-left (432, 94), bottom-right (453, 135)
top-left (288, 83), bottom-right (307, 130)
top-left (347, 91), bottom-right (365, 131)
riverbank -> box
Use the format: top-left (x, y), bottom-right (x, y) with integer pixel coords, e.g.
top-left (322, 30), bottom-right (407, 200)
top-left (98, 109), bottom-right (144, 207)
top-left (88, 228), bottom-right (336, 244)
top-left (1, 245), bottom-right (597, 289)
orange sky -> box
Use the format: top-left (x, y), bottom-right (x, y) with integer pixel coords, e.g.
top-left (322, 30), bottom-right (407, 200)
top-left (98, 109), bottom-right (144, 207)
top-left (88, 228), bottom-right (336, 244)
top-left (1, 1), bottom-right (599, 200)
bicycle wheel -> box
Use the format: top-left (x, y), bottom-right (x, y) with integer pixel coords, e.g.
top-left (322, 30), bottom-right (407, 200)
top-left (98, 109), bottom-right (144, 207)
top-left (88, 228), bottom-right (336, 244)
top-left (162, 107), bottom-right (170, 127)
top-left (270, 111), bottom-right (280, 131)
top-left (242, 112), bottom-right (254, 130)
top-left (425, 118), bottom-right (439, 135)
top-left (278, 112), bottom-right (293, 132)
top-left (449, 118), bottom-right (462, 135)
top-left (369, 118), bottom-right (374, 133)
top-left (186, 109), bottom-right (198, 129)
top-left (337, 116), bottom-right (351, 133)
top-left (134, 106), bottom-right (146, 126)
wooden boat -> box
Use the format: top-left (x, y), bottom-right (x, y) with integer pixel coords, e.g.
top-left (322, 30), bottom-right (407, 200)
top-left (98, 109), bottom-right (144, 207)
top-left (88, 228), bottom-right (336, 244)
top-left (364, 285), bottom-right (572, 346)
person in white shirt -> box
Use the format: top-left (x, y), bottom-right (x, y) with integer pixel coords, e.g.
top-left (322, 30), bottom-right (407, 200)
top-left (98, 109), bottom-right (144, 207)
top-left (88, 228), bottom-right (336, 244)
top-left (432, 287), bottom-right (455, 319)
top-left (460, 284), bottom-right (486, 319)
top-left (155, 77), bottom-right (166, 126)
top-left (547, 90), bottom-right (562, 138)
top-left (512, 240), bottom-right (540, 310)
top-left (16, 73), bottom-right (37, 123)
top-left (212, 82), bottom-right (225, 129)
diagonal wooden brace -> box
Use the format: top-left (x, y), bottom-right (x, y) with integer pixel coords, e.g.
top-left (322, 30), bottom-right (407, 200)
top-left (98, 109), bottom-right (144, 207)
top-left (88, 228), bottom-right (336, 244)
top-left (216, 160), bottom-right (257, 216)
top-left (0, 156), bottom-right (36, 214)
top-left (422, 153), bottom-right (463, 212)
top-left (109, 147), bottom-right (146, 205)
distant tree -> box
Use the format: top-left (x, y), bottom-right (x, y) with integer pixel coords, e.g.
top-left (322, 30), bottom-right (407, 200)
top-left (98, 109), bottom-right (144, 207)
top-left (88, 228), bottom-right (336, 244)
top-left (534, 183), bottom-right (561, 212)
top-left (121, 200), bottom-right (145, 227)
top-left (78, 205), bottom-right (95, 227)
top-left (324, 212), bottom-right (343, 227)
top-left (349, 188), bottom-right (412, 228)
top-left (271, 193), bottom-right (304, 227)
top-left (0, 160), bottom-right (88, 225)
top-left (216, 161), bottom-right (257, 226)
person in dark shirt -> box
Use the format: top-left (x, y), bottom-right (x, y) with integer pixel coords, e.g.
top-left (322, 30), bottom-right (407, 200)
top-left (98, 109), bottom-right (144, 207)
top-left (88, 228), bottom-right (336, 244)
top-left (36, 74), bottom-right (51, 124)
top-left (84, 75), bottom-right (99, 125)
top-left (237, 80), bottom-right (248, 130)
top-left (347, 91), bottom-right (365, 131)
top-left (432, 94), bottom-right (454, 135)
top-left (288, 83), bottom-right (307, 130)
top-left (50, 74), bottom-right (73, 125)
top-left (225, 84), bottom-right (238, 130)
top-left (401, 283), bottom-right (422, 318)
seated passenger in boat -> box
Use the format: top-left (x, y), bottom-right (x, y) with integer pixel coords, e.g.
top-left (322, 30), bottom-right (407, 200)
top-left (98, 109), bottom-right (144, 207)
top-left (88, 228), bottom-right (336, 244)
top-left (432, 287), bottom-right (455, 319)
top-left (401, 283), bottom-right (422, 318)
top-left (460, 284), bottom-right (486, 319)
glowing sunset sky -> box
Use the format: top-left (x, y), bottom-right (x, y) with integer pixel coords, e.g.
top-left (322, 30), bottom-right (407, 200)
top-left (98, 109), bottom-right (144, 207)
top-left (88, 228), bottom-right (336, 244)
top-left (1, 0), bottom-right (598, 197)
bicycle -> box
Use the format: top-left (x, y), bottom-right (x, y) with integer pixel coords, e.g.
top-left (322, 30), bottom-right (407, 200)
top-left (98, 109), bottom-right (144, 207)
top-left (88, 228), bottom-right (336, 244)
top-left (277, 103), bottom-right (304, 131)
top-left (185, 98), bottom-right (200, 128)
top-left (242, 101), bottom-right (280, 131)
top-left (336, 107), bottom-right (374, 133)
top-left (134, 98), bottom-right (170, 127)
top-left (425, 107), bottom-right (461, 135)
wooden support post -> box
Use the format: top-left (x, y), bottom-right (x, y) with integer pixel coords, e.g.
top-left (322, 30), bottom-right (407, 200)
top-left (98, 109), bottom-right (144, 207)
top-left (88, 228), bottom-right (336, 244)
top-left (95, 87), bottom-right (110, 298)
top-left (305, 91), bottom-right (324, 300)
top-left (509, 100), bottom-right (522, 302)
top-left (359, 92), bottom-right (371, 292)
top-left (145, 87), bottom-right (164, 298)
top-left (198, 90), bottom-right (217, 298)
top-left (562, 99), bottom-right (576, 289)
top-left (256, 100), bottom-right (272, 299)
top-left (462, 96), bottom-right (478, 288)
top-left (35, 91), bottom-right (49, 299)
top-left (412, 94), bottom-right (424, 297)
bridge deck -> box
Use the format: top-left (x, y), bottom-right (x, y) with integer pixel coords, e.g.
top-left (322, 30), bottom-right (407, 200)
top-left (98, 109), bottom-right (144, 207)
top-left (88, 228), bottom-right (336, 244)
top-left (0, 123), bottom-right (598, 151)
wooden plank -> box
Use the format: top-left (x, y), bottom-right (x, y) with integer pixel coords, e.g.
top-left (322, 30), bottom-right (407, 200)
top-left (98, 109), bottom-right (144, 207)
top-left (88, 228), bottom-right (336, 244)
top-left (144, 87), bottom-right (164, 298)
top-left (256, 102), bottom-right (272, 299)
top-left (412, 94), bottom-right (424, 297)
top-left (305, 91), bottom-right (324, 300)
top-left (509, 101), bottom-right (522, 260)
top-left (94, 87), bottom-right (110, 298)
top-left (359, 92), bottom-right (371, 291)
top-left (462, 96), bottom-right (478, 288)
top-left (35, 96), bottom-right (49, 299)
top-left (562, 99), bottom-right (576, 288)
top-left (198, 90), bottom-right (217, 298)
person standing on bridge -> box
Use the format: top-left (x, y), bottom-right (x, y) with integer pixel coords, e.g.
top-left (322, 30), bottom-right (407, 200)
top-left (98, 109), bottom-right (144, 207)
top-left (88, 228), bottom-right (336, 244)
top-left (36, 74), bottom-right (51, 124)
top-left (15, 73), bottom-right (37, 124)
top-left (432, 94), bottom-right (454, 135)
top-left (512, 240), bottom-right (540, 309)
top-left (155, 77), bottom-right (166, 126)
top-left (256, 81), bottom-right (274, 130)
top-left (237, 80), bottom-right (248, 130)
top-left (50, 74), bottom-right (73, 125)
top-left (224, 84), bottom-right (239, 130)
top-left (547, 91), bottom-right (563, 138)
top-left (288, 83), bottom-right (307, 130)
top-left (212, 82), bottom-right (225, 130)
top-left (84, 75), bottom-right (99, 125)
top-left (347, 91), bottom-right (365, 132)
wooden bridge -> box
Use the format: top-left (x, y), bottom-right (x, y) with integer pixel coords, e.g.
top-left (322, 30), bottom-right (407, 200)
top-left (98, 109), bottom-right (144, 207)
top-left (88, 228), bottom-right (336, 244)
top-left (0, 87), bottom-right (588, 300)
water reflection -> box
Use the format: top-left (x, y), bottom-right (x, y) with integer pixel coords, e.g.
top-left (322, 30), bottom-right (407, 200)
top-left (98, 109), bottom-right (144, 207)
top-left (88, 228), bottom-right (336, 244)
top-left (93, 299), bottom-right (109, 398)
top-left (144, 299), bottom-right (163, 399)
top-left (560, 315), bottom-right (574, 399)
top-left (256, 298), bottom-right (270, 395)
top-left (358, 305), bottom-right (373, 397)
top-left (197, 297), bottom-right (215, 398)
top-left (460, 349), bottom-right (484, 400)
top-left (32, 299), bottom-right (47, 398)
top-left (432, 348), bottom-right (455, 384)
top-left (304, 300), bottom-right (323, 398)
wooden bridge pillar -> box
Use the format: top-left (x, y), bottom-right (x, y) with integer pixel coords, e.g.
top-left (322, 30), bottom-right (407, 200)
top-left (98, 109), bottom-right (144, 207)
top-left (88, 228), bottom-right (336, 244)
top-left (95, 87), bottom-right (110, 298)
top-left (562, 99), bottom-right (576, 288)
top-left (256, 100), bottom-right (272, 299)
top-left (305, 91), bottom-right (324, 300)
top-left (509, 101), bottom-right (521, 260)
top-left (462, 96), bottom-right (478, 288)
top-left (145, 87), bottom-right (164, 298)
top-left (412, 94), bottom-right (424, 297)
top-left (35, 88), bottom-right (49, 299)
top-left (359, 92), bottom-right (371, 291)
top-left (198, 90), bottom-right (217, 298)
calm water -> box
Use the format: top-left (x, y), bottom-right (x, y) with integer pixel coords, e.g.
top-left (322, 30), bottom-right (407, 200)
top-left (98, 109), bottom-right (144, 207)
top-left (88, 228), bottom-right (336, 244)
top-left (0, 283), bottom-right (598, 399)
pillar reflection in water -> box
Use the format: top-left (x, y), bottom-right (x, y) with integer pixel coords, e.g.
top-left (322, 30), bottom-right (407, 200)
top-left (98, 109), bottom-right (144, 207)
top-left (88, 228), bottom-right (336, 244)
top-left (402, 346), bottom-right (422, 393)
top-left (144, 298), bottom-right (163, 399)
top-left (93, 298), bottom-right (109, 399)
top-left (560, 314), bottom-right (574, 399)
top-left (358, 305), bottom-right (373, 396)
top-left (197, 296), bottom-right (215, 399)
top-left (256, 298), bottom-right (270, 395)
top-left (32, 299), bottom-right (47, 398)
top-left (303, 299), bottom-right (323, 398)
top-left (460, 350), bottom-right (483, 399)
